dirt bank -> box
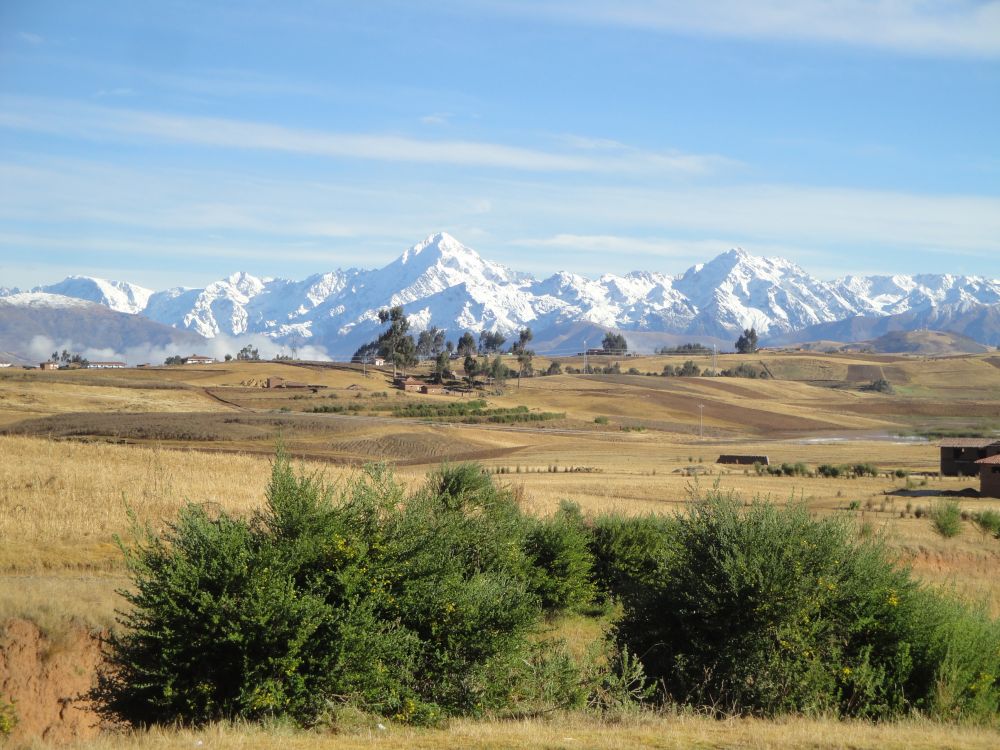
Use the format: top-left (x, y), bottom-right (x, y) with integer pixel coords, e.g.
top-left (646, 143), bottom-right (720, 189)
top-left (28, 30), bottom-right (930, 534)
top-left (0, 618), bottom-right (102, 744)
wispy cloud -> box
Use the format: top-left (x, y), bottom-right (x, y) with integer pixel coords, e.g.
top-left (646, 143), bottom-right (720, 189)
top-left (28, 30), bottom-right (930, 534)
top-left (420, 112), bottom-right (453, 126)
top-left (475, 0), bottom-right (1000, 58)
top-left (512, 233), bottom-right (728, 258)
top-left (18, 31), bottom-right (44, 45)
top-left (0, 96), bottom-right (732, 176)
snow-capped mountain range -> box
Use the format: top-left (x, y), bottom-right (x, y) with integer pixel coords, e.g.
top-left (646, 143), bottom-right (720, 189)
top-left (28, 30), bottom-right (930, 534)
top-left (3, 232), bottom-right (999, 356)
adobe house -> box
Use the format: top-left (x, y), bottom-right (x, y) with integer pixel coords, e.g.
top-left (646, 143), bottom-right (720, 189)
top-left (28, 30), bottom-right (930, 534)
top-left (184, 354), bottom-right (216, 365)
top-left (39, 362), bottom-right (59, 370)
top-left (396, 377), bottom-right (423, 392)
top-left (717, 455), bottom-right (769, 466)
top-left (939, 439), bottom-right (1000, 477)
top-left (977, 455), bottom-right (1000, 499)
top-left (421, 384), bottom-right (446, 395)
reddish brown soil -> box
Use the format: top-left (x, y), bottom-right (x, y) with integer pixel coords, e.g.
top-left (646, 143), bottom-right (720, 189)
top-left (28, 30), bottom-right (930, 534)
top-left (0, 618), bottom-right (102, 745)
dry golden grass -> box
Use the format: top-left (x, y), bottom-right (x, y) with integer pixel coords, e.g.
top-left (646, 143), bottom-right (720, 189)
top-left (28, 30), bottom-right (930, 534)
top-left (61, 714), bottom-right (1000, 750)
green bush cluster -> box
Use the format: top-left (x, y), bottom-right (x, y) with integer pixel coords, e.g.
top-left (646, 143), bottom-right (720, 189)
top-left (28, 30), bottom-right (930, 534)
top-left (97, 459), bottom-right (549, 726)
top-left (391, 401), bottom-right (563, 424)
top-left (612, 494), bottom-right (1000, 720)
top-left (816, 463), bottom-right (879, 478)
top-left (524, 501), bottom-right (596, 613)
top-left (757, 462), bottom-right (810, 477)
top-left (930, 500), bottom-right (963, 539)
top-left (719, 362), bottom-right (769, 379)
top-left (971, 510), bottom-right (1000, 540)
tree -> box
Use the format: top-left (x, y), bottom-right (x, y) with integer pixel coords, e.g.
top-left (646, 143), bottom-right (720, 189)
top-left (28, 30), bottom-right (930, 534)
top-left (377, 306), bottom-right (416, 378)
top-left (601, 332), bottom-right (627, 354)
top-left (735, 327), bottom-right (759, 354)
top-left (433, 350), bottom-right (451, 383)
top-left (237, 344), bottom-right (260, 361)
top-left (224, 354), bottom-right (233, 362)
top-left (164, 355), bottom-right (184, 365)
top-left (679, 360), bottom-right (701, 377)
top-left (479, 330), bottom-right (506, 355)
top-left (416, 327), bottom-right (444, 359)
top-left (511, 328), bottom-right (534, 387)
top-left (463, 354), bottom-right (478, 389)
top-left (457, 332), bottom-right (477, 357)
top-left (546, 361), bottom-right (562, 376)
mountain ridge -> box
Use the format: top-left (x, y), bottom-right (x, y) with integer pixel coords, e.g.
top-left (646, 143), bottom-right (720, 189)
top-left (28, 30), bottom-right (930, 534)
top-left (6, 232), bottom-right (999, 357)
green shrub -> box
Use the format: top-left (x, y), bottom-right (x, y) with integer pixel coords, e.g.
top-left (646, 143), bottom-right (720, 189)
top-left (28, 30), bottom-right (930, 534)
top-left (524, 501), bottom-right (596, 613)
top-left (588, 513), bottom-right (678, 603)
top-left (970, 509), bottom-right (1000, 540)
top-left (96, 455), bottom-right (541, 727)
top-left (613, 494), bottom-right (1000, 721)
top-left (930, 500), bottom-right (963, 539)
top-left (594, 416), bottom-right (609, 425)
top-left (852, 463), bottom-right (879, 478)
top-left (616, 495), bottom-right (918, 718)
top-left (0, 698), bottom-right (16, 736)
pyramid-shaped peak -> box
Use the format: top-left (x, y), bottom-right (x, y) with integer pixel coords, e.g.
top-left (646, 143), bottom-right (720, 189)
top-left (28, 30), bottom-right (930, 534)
top-left (403, 232), bottom-right (481, 263)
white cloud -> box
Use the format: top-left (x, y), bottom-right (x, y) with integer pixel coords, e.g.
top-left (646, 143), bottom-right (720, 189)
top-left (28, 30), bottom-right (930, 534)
top-left (18, 31), bottom-right (44, 45)
top-left (420, 112), bottom-right (452, 126)
top-left (0, 96), bottom-right (731, 176)
top-left (26, 333), bottom-right (332, 366)
top-left (477, 0), bottom-right (1000, 58)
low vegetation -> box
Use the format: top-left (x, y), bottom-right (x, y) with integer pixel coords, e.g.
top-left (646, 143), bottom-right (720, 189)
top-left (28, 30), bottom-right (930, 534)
top-left (930, 500), bottom-right (964, 539)
top-left (93, 456), bottom-right (1000, 731)
top-left (391, 400), bottom-right (564, 424)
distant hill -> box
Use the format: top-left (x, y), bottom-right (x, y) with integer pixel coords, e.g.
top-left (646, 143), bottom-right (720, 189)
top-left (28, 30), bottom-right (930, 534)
top-left (865, 330), bottom-right (991, 355)
top-left (0, 293), bottom-right (208, 361)
top-left (769, 301), bottom-right (1000, 349)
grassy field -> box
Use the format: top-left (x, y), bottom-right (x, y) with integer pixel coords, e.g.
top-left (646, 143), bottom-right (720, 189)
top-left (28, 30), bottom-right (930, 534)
top-left (1, 352), bottom-right (999, 746)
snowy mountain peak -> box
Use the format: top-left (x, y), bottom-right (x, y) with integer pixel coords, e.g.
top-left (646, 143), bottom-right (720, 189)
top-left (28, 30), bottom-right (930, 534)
top-left (37, 275), bottom-right (153, 315)
top-left (404, 231), bottom-right (472, 262)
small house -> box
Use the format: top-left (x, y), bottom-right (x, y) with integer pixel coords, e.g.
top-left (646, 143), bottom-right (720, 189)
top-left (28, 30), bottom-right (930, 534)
top-left (0, 362), bottom-right (11, 368)
top-left (184, 354), bottom-right (216, 365)
top-left (939, 439), bottom-right (1000, 477)
top-left (86, 361), bottom-right (126, 369)
top-left (421, 384), bottom-right (446, 395)
top-left (976, 455), bottom-right (1000, 498)
top-left (373, 358), bottom-right (386, 367)
top-left (396, 377), bottom-right (423, 392)
top-left (39, 361), bottom-right (59, 370)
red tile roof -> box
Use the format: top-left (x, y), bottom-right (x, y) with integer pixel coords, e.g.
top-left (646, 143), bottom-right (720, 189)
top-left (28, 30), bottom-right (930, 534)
top-left (976, 455), bottom-right (1000, 465)
top-left (939, 438), bottom-right (1000, 448)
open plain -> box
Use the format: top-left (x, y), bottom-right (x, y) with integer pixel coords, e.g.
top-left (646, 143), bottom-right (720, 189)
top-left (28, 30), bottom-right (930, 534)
top-left (2, 350), bottom-right (999, 748)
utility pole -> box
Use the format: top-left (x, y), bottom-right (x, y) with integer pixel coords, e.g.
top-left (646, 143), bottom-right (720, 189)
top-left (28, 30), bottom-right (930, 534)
top-left (698, 403), bottom-right (704, 439)
top-left (583, 339), bottom-right (588, 374)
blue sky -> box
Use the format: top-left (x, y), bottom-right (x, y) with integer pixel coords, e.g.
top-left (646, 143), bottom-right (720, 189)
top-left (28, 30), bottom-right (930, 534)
top-left (1, 0), bottom-right (998, 289)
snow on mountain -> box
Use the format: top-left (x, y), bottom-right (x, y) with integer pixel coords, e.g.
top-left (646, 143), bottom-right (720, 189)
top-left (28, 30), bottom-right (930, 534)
top-left (833, 274), bottom-right (1000, 316)
top-left (0, 292), bottom-right (95, 309)
top-left (18, 232), bottom-right (1000, 355)
top-left (38, 276), bottom-right (153, 315)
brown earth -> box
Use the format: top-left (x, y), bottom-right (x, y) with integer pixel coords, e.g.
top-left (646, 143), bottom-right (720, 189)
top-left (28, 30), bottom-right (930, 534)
top-left (0, 618), bottom-right (102, 745)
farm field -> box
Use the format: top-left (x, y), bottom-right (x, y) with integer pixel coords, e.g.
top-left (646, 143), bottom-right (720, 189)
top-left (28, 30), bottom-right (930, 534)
top-left (1, 350), bottom-right (999, 746)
